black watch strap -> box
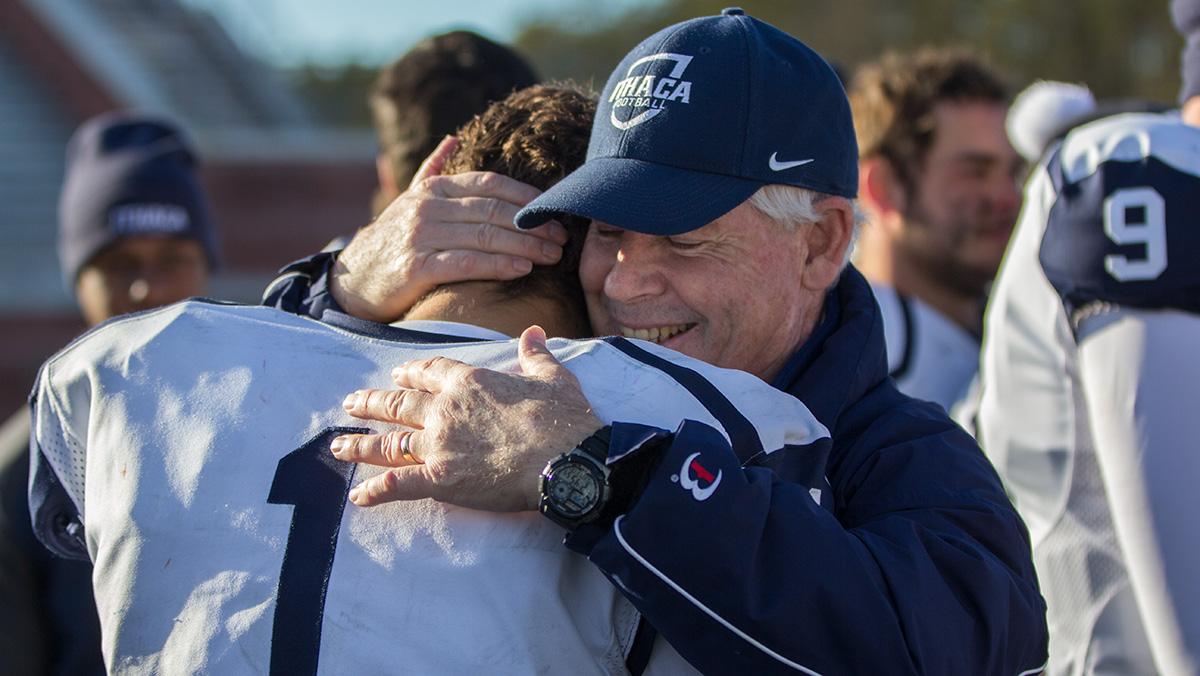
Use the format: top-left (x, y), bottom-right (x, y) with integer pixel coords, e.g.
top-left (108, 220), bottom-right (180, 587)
top-left (575, 425), bottom-right (612, 465)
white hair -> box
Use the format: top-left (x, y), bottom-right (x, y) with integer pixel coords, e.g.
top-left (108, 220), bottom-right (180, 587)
top-left (747, 184), bottom-right (865, 268)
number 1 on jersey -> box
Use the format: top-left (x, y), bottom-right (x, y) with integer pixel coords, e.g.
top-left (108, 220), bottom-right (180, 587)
top-left (267, 426), bottom-right (366, 676)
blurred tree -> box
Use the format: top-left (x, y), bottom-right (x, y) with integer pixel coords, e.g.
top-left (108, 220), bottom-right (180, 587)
top-left (514, 0), bottom-right (1184, 104)
top-left (291, 63), bottom-right (377, 128)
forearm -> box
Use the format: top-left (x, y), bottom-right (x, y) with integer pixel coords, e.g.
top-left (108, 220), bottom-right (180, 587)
top-left (573, 420), bottom-right (1047, 675)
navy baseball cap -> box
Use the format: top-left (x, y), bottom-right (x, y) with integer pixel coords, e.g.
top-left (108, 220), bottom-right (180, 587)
top-left (57, 112), bottom-right (219, 289)
top-left (515, 8), bottom-right (857, 236)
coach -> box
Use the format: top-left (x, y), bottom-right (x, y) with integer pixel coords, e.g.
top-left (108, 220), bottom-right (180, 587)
top-left (271, 10), bottom-right (1048, 674)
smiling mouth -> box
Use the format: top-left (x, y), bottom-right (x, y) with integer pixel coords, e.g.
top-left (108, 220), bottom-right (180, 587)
top-left (618, 323), bottom-right (696, 344)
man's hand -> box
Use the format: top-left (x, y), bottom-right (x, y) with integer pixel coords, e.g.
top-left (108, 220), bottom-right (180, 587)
top-left (330, 137), bottom-right (569, 322)
top-left (331, 326), bottom-right (603, 511)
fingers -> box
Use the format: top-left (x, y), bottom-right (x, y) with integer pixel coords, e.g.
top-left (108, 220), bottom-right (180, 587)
top-left (434, 221), bottom-right (564, 260)
top-left (425, 171), bottom-right (543, 206)
top-left (392, 356), bottom-right (476, 394)
top-left (518, 325), bottom-right (568, 379)
top-left (409, 136), bottom-right (460, 188)
top-left (412, 221), bottom-right (561, 283)
top-left (423, 250), bottom-right (533, 283)
top-left (331, 429), bottom-right (422, 467)
top-left (414, 198), bottom-right (567, 244)
top-left (348, 465), bottom-right (437, 506)
top-left (342, 387), bottom-right (432, 425)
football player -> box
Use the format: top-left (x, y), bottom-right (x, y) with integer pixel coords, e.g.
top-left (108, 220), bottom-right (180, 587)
top-left (976, 0), bottom-right (1200, 671)
top-left (849, 49), bottom-right (1024, 412)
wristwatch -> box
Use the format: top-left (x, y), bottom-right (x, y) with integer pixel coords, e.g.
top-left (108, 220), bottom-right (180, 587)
top-left (538, 425), bottom-right (612, 530)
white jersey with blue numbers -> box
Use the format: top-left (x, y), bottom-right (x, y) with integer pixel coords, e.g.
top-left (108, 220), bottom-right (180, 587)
top-left (871, 283), bottom-right (980, 413)
top-left (29, 301), bottom-right (828, 676)
top-left (977, 113), bottom-right (1200, 676)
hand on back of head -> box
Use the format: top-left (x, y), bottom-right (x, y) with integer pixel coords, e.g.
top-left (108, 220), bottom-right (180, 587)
top-left (330, 137), bottom-right (568, 322)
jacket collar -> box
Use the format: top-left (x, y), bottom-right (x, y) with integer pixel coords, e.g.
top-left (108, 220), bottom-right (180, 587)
top-left (771, 265), bottom-right (890, 430)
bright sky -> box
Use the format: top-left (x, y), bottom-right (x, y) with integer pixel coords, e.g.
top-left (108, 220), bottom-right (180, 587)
top-left (182, 0), bottom-right (655, 68)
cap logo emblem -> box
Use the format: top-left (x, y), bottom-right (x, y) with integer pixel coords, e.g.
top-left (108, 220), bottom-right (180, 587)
top-left (768, 153), bottom-right (814, 171)
top-left (608, 53), bottom-right (694, 130)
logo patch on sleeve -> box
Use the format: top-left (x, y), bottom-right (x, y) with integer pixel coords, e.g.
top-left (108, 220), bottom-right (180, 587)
top-left (675, 451), bottom-right (722, 501)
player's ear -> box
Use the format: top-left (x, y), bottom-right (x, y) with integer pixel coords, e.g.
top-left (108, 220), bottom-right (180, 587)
top-left (859, 157), bottom-right (907, 231)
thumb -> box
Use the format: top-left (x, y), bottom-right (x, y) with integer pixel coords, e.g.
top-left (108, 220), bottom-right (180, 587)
top-left (517, 325), bottom-right (565, 378)
top-left (409, 136), bottom-right (460, 189)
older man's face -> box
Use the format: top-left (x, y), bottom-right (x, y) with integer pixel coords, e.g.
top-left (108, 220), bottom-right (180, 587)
top-left (580, 201), bottom-right (817, 381)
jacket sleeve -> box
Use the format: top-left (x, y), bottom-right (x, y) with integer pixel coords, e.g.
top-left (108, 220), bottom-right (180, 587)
top-left (1076, 307), bottom-right (1200, 674)
top-left (569, 414), bottom-right (1048, 676)
top-left (260, 250), bottom-right (344, 320)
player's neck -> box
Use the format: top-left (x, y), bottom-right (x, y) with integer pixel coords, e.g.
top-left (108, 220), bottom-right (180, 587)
top-left (404, 282), bottom-right (590, 339)
top-left (852, 223), bottom-right (895, 288)
top-left (856, 234), bottom-right (983, 336)
top-left (895, 270), bottom-right (984, 337)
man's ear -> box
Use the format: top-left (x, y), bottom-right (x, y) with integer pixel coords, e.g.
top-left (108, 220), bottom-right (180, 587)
top-left (800, 196), bottom-right (855, 292)
top-left (858, 157), bottom-right (907, 231)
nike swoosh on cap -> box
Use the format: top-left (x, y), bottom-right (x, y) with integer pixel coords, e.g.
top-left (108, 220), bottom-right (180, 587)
top-left (768, 153), bottom-right (815, 171)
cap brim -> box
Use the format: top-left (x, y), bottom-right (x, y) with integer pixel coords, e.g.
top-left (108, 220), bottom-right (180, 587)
top-left (515, 157), bottom-right (763, 235)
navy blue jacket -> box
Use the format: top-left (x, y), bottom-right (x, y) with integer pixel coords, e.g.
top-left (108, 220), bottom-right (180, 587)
top-left (264, 254), bottom-right (1049, 675)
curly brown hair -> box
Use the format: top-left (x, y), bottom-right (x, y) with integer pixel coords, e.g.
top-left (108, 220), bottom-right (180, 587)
top-left (849, 48), bottom-right (1010, 196)
top-left (437, 84), bottom-right (597, 317)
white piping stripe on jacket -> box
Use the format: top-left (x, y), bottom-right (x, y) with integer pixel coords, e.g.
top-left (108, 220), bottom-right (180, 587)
top-left (613, 516), bottom-right (823, 676)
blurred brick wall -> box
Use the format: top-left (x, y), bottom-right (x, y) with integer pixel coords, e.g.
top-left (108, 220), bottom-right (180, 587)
top-left (203, 161), bottom-right (376, 269)
top-left (0, 314), bottom-right (86, 417)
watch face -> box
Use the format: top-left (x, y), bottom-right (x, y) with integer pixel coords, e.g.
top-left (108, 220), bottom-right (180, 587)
top-left (548, 462), bottom-right (602, 518)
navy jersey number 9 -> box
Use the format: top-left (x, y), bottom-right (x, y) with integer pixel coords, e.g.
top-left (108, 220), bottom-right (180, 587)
top-left (1102, 187), bottom-right (1167, 282)
top-left (1039, 151), bottom-right (1200, 317)
top-left (267, 426), bottom-right (366, 676)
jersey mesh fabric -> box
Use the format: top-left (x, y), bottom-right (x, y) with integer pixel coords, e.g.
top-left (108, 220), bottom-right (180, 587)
top-left (34, 384), bottom-right (88, 520)
top-left (1037, 404), bottom-right (1146, 676)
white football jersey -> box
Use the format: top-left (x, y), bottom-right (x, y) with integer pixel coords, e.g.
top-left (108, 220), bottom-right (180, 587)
top-left (977, 113), bottom-right (1200, 675)
top-left (872, 283), bottom-right (980, 413)
top-left (30, 301), bottom-right (828, 676)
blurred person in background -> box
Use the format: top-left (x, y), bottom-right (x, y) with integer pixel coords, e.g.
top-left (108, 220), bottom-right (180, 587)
top-left (266, 31), bottom-right (561, 319)
top-left (848, 48), bottom-right (1023, 412)
top-left (289, 29), bottom-right (542, 258)
top-left (0, 112), bottom-right (217, 675)
top-left (368, 30), bottom-right (538, 216)
top-left (976, 0), bottom-right (1200, 672)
